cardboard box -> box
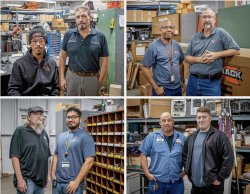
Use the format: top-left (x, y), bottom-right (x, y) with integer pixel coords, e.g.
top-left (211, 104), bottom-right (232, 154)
top-left (55, 103), bottom-right (80, 112)
top-left (176, 3), bottom-right (187, 9)
top-left (181, 0), bottom-right (192, 4)
top-left (222, 48), bottom-right (250, 96)
top-left (177, 8), bottom-right (194, 14)
top-left (148, 99), bottom-right (172, 118)
top-left (127, 106), bottom-right (143, 118)
top-left (232, 156), bottom-right (243, 178)
top-left (187, 4), bottom-right (194, 9)
top-left (1, 23), bottom-right (9, 31)
top-left (109, 84), bottom-right (121, 96)
top-left (142, 11), bottom-right (157, 22)
top-left (127, 99), bottom-right (141, 107)
top-left (52, 18), bottom-right (65, 28)
top-left (0, 14), bottom-right (12, 20)
top-left (127, 10), bottom-right (143, 22)
top-left (131, 41), bottom-right (150, 62)
top-left (40, 14), bottom-right (54, 22)
top-left (152, 14), bottom-right (180, 35)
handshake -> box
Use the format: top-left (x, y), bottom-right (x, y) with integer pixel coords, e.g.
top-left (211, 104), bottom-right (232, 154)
top-left (200, 50), bottom-right (217, 64)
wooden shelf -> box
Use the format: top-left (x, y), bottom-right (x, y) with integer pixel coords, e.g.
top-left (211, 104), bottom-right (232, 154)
top-left (86, 110), bottom-right (124, 194)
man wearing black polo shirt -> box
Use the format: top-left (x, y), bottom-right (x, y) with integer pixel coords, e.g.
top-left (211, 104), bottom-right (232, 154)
top-left (59, 6), bottom-right (109, 96)
top-left (9, 106), bottom-right (51, 194)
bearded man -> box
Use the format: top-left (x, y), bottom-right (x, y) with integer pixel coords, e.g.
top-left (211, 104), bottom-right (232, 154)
top-left (9, 106), bottom-right (51, 194)
top-left (185, 8), bottom-right (240, 96)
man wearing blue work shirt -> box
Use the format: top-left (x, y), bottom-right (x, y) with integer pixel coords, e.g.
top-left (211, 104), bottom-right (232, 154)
top-left (185, 8), bottom-right (240, 96)
top-left (59, 6), bottom-right (109, 96)
top-left (141, 19), bottom-right (185, 96)
top-left (51, 107), bottom-right (95, 194)
top-left (139, 112), bottom-right (186, 194)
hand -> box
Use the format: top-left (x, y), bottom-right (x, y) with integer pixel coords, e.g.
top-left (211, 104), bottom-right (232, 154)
top-left (180, 171), bottom-right (186, 178)
top-left (51, 172), bottom-right (56, 181)
top-left (60, 78), bottom-right (67, 96)
top-left (154, 86), bottom-right (164, 96)
top-left (66, 180), bottom-right (80, 194)
top-left (147, 173), bottom-right (157, 181)
top-left (17, 178), bottom-right (27, 193)
top-left (181, 82), bottom-right (186, 94)
top-left (202, 50), bottom-right (218, 64)
top-left (212, 179), bottom-right (221, 185)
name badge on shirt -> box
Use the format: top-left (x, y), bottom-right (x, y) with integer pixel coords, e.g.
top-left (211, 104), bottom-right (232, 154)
top-left (156, 137), bottom-right (164, 142)
top-left (176, 138), bottom-right (182, 144)
top-left (62, 161), bottom-right (70, 168)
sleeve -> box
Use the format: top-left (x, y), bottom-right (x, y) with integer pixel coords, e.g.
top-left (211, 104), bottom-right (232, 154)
top-left (141, 43), bottom-right (155, 68)
top-left (185, 35), bottom-right (195, 56)
top-left (50, 60), bottom-right (59, 96)
top-left (221, 29), bottom-right (240, 51)
top-left (139, 134), bottom-right (153, 156)
top-left (182, 135), bottom-right (189, 172)
top-left (82, 134), bottom-right (96, 159)
top-left (178, 43), bottom-right (185, 63)
top-left (54, 136), bottom-right (59, 155)
top-left (9, 127), bottom-right (22, 158)
top-left (46, 132), bottom-right (52, 157)
top-left (100, 34), bottom-right (109, 57)
top-left (61, 30), bottom-right (72, 51)
top-left (216, 132), bottom-right (234, 182)
top-left (8, 62), bottom-right (23, 96)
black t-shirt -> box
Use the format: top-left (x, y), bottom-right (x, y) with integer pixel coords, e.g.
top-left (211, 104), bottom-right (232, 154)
top-left (9, 126), bottom-right (51, 187)
top-left (165, 133), bottom-right (174, 152)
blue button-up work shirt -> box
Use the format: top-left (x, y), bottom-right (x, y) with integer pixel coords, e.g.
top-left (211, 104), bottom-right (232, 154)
top-left (139, 129), bottom-right (186, 183)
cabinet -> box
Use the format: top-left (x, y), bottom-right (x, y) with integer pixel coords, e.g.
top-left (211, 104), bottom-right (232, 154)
top-left (86, 110), bottom-right (124, 194)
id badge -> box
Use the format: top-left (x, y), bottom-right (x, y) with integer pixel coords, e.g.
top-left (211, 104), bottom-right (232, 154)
top-left (62, 161), bottom-right (70, 168)
top-left (170, 74), bottom-right (175, 82)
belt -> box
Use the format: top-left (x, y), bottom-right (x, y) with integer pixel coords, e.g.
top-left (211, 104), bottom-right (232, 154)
top-left (191, 72), bottom-right (221, 80)
top-left (69, 69), bottom-right (98, 77)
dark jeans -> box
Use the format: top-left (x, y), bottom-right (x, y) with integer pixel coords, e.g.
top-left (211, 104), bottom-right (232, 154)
top-left (152, 86), bottom-right (182, 96)
top-left (191, 183), bottom-right (224, 194)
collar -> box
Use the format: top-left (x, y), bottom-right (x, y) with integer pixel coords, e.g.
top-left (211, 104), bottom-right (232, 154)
top-left (156, 128), bottom-right (179, 140)
top-left (200, 27), bottom-right (217, 38)
top-left (76, 28), bottom-right (96, 36)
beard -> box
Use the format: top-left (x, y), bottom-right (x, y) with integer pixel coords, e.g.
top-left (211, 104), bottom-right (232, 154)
top-left (78, 23), bottom-right (87, 31)
top-left (67, 122), bottom-right (80, 131)
top-left (33, 122), bottom-right (44, 134)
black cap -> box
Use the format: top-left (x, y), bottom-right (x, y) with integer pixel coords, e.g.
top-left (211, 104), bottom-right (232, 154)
top-left (29, 26), bottom-right (47, 43)
top-left (28, 106), bottom-right (44, 114)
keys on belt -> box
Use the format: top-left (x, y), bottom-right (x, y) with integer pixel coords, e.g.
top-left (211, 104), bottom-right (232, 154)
top-left (153, 180), bottom-right (159, 191)
top-left (191, 72), bottom-right (221, 80)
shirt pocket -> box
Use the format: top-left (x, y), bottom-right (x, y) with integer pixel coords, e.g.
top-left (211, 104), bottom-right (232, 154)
top-left (154, 142), bottom-right (166, 155)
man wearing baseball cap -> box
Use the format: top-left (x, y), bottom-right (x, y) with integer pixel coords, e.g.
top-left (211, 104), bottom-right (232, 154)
top-left (8, 26), bottom-right (59, 96)
top-left (9, 106), bottom-right (51, 194)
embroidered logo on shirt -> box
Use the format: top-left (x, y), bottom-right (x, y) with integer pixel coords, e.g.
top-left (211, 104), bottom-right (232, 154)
top-left (42, 62), bottom-right (51, 70)
top-left (176, 138), bottom-right (182, 144)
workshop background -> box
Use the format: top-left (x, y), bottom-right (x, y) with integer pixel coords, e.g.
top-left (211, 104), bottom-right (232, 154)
top-left (0, 0), bottom-right (124, 96)
top-left (126, 0), bottom-right (250, 96)
top-left (127, 98), bottom-right (250, 194)
top-left (0, 98), bottom-right (124, 194)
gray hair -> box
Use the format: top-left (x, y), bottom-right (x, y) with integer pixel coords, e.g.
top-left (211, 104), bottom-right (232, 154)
top-left (75, 6), bottom-right (91, 16)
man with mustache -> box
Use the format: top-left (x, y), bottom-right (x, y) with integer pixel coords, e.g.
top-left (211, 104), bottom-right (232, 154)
top-left (8, 26), bottom-right (59, 96)
top-left (141, 19), bottom-right (185, 96)
top-left (139, 112), bottom-right (186, 194)
top-left (185, 8), bottom-right (240, 96)
top-left (182, 107), bottom-right (234, 194)
top-left (59, 6), bottom-right (109, 96)
top-left (51, 107), bottom-right (95, 194)
top-left (9, 106), bottom-right (51, 194)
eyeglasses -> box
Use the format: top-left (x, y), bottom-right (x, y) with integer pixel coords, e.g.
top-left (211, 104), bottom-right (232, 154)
top-left (161, 26), bottom-right (174, 30)
top-left (66, 115), bottom-right (80, 120)
top-left (31, 39), bottom-right (46, 44)
top-left (75, 14), bottom-right (88, 19)
top-left (31, 112), bottom-right (44, 117)
top-left (202, 15), bottom-right (215, 19)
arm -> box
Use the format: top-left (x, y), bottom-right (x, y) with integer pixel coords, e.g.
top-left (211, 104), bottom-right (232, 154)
top-left (179, 62), bottom-right (186, 93)
top-left (11, 157), bottom-right (27, 193)
top-left (66, 157), bottom-right (94, 193)
top-left (8, 63), bottom-right (23, 96)
top-left (51, 155), bottom-right (58, 180)
top-left (99, 56), bottom-right (108, 86)
top-left (58, 50), bottom-right (68, 94)
top-left (140, 65), bottom-right (164, 96)
top-left (205, 49), bottom-right (240, 61)
top-left (51, 64), bottom-right (60, 96)
top-left (141, 154), bottom-right (156, 181)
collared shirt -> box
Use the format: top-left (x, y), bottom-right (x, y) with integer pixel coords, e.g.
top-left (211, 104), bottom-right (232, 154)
top-left (141, 38), bottom-right (184, 89)
top-left (139, 129), bottom-right (186, 183)
top-left (186, 27), bottom-right (240, 75)
top-left (61, 28), bottom-right (109, 72)
top-left (54, 128), bottom-right (95, 184)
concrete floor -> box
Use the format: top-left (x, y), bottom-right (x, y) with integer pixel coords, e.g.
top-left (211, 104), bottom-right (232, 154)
top-left (1, 174), bottom-right (52, 194)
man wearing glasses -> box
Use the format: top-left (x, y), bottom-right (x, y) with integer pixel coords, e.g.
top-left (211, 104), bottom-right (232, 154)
top-left (9, 106), bottom-right (51, 194)
top-left (59, 6), bottom-right (109, 96)
top-left (141, 19), bottom-right (185, 96)
top-left (185, 8), bottom-right (240, 96)
top-left (51, 107), bottom-right (95, 194)
top-left (8, 26), bottom-right (59, 96)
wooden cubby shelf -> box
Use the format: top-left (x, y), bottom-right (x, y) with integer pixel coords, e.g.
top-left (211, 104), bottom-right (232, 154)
top-left (87, 110), bottom-right (124, 194)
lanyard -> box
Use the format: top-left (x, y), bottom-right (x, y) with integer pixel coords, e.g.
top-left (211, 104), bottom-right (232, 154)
top-left (165, 42), bottom-right (175, 74)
